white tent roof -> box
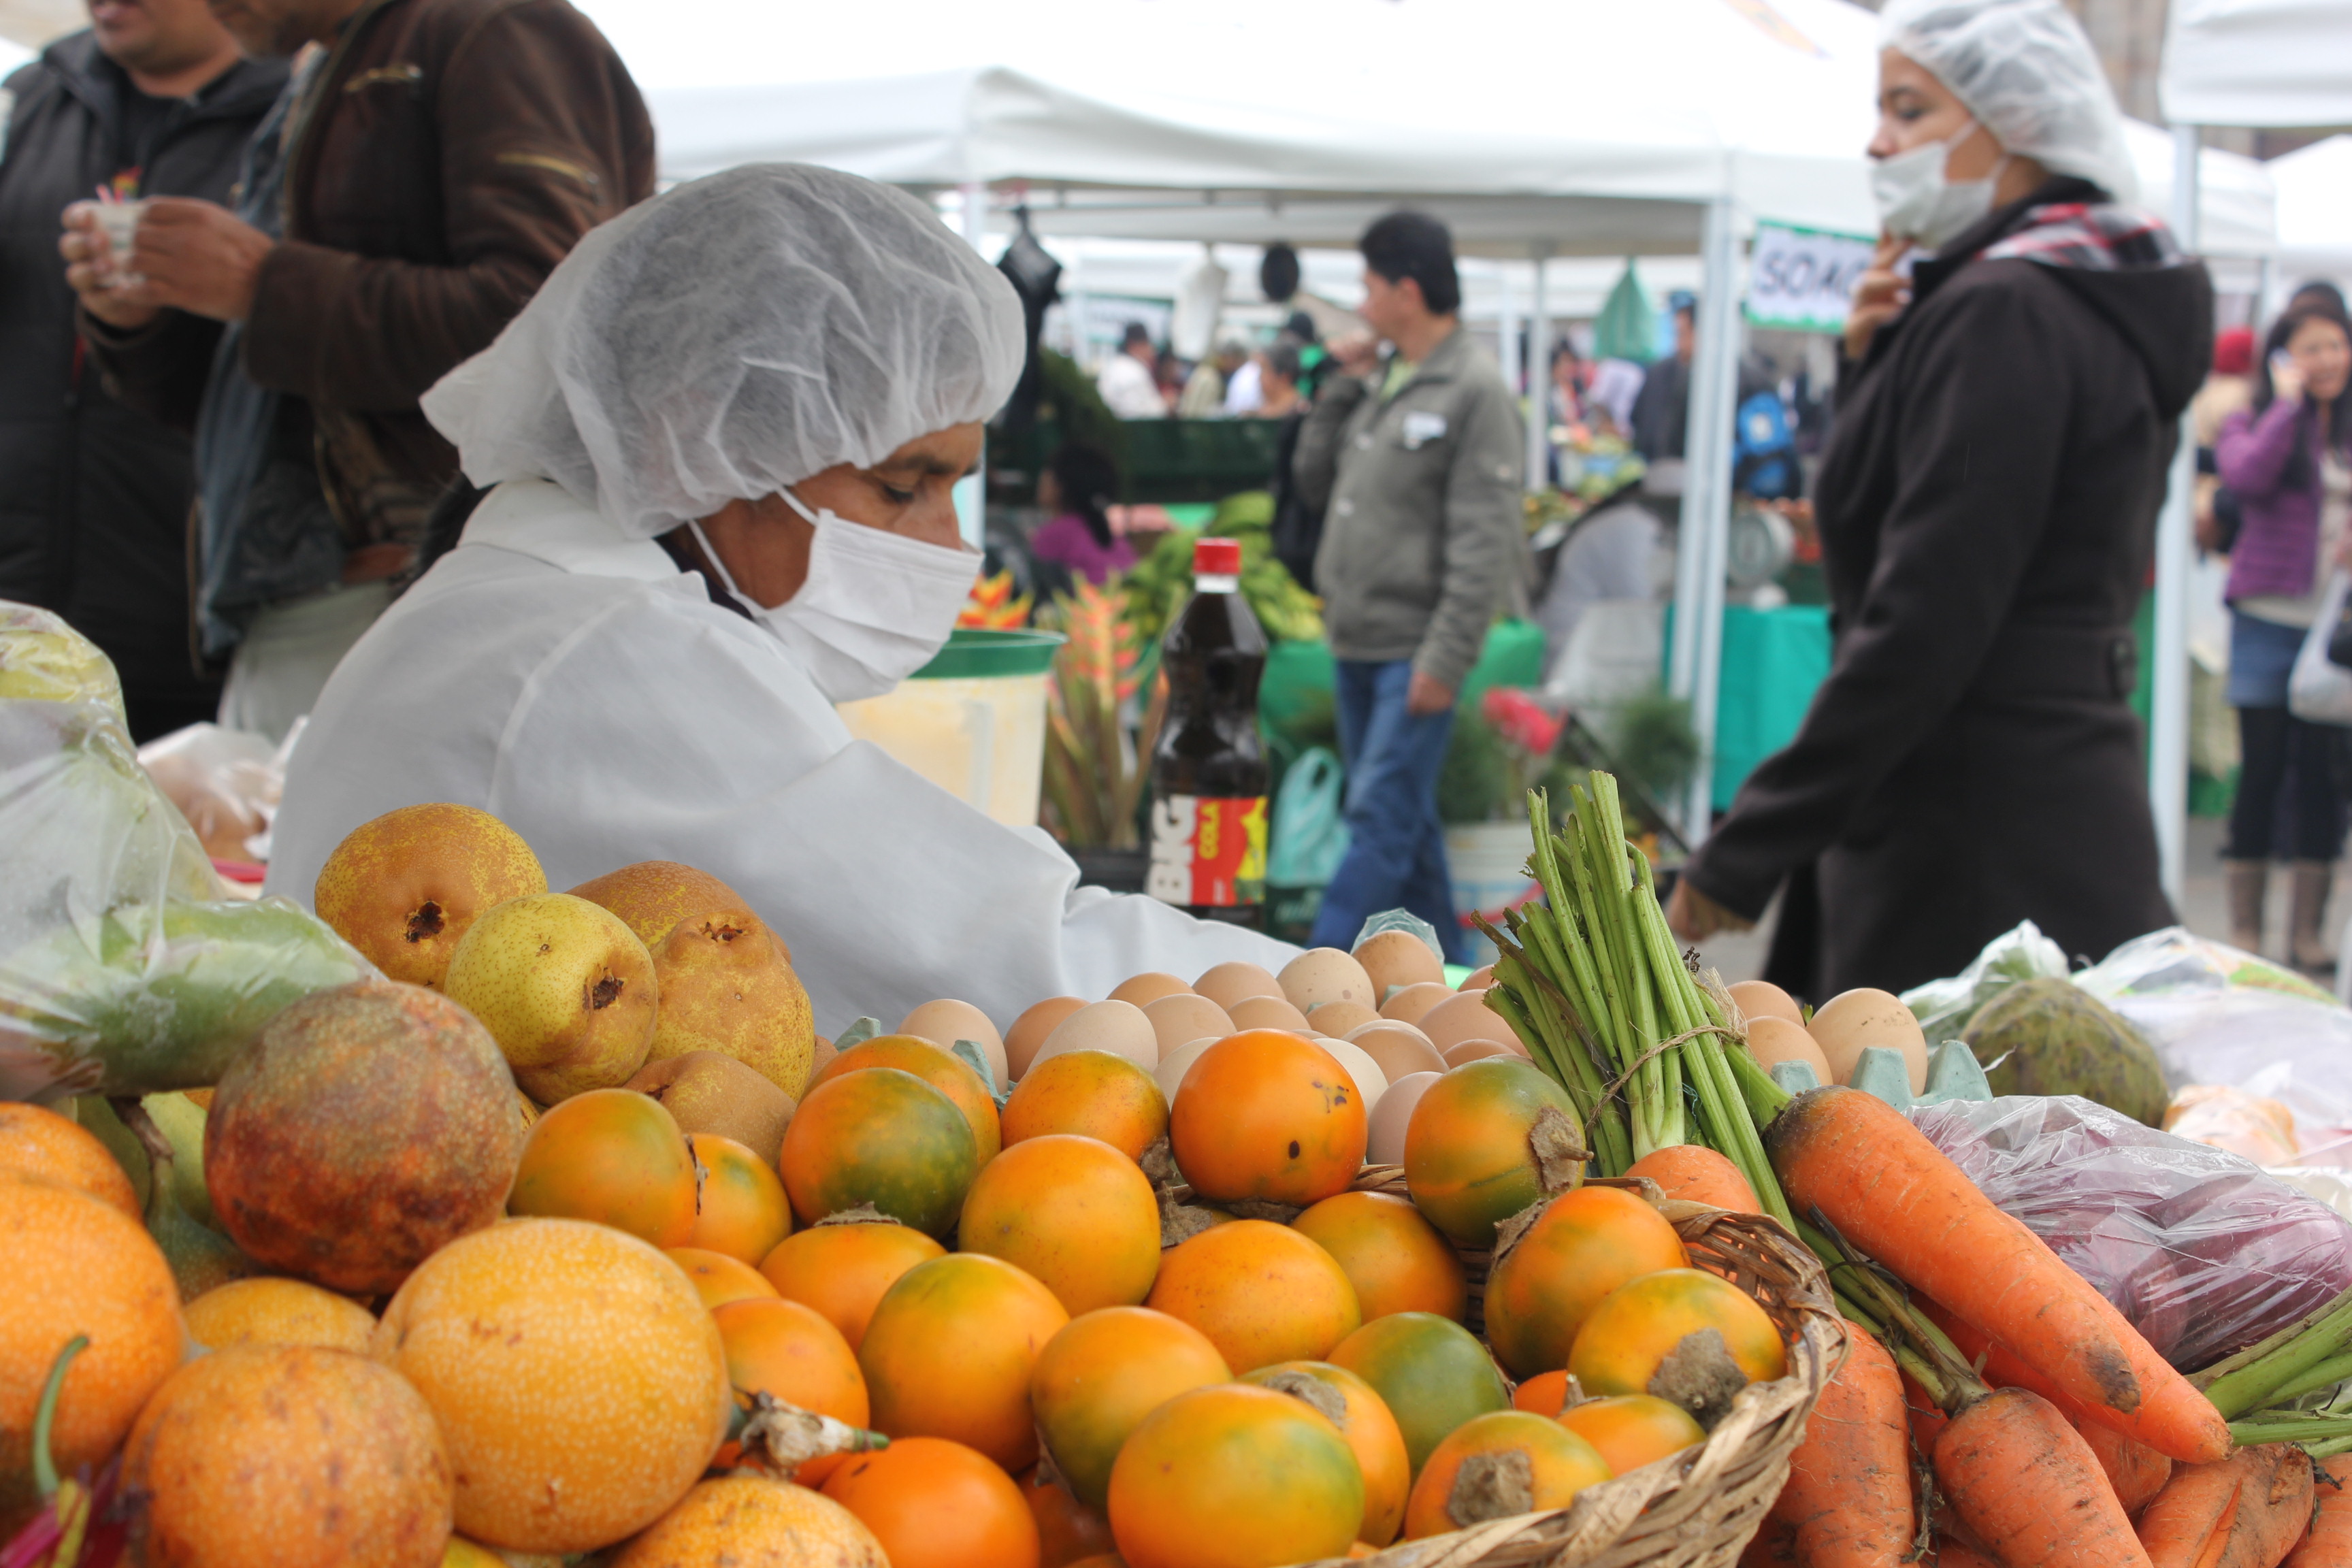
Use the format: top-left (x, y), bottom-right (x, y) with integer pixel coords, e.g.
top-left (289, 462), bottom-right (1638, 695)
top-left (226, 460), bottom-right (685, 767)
top-left (2161, 0), bottom-right (2352, 129)
top-left (2269, 135), bottom-right (2352, 297)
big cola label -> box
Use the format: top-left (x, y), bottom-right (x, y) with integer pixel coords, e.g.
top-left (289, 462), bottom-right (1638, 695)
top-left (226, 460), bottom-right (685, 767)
top-left (1145, 794), bottom-right (1267, 908)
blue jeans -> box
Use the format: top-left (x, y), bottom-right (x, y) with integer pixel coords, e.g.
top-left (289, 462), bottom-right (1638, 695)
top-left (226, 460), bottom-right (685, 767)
top-left (1309, 658), bottom-right (1466, 960)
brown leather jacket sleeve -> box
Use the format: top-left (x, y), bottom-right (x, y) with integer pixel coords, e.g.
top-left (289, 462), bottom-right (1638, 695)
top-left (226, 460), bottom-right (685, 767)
top-left (241, 0), bottom-right (651, 414)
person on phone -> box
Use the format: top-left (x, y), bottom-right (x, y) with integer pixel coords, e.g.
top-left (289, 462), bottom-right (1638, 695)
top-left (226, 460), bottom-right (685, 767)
top-left (2214, 302), bottom-right (2352, 968)
top-left (1666, 0), bottom-right (2212, 997)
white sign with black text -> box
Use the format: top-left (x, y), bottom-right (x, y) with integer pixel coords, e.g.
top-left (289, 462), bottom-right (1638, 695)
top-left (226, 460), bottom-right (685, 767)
top-left (1745, 221), bottom-right (1876, 333)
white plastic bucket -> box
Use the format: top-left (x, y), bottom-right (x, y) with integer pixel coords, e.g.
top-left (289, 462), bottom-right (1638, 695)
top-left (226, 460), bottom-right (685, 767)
top-left (834, 630), bottom-right (1062, 827)
top-left (1446, 819), bottom-right (1540, 964)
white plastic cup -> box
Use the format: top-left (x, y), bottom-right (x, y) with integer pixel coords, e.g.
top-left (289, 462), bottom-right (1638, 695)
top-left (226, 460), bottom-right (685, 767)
top-left (93, 200), bottom-right (147, 287)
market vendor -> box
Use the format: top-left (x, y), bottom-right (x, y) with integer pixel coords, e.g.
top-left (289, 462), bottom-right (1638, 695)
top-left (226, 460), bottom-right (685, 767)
top-left (263, 164), bottom-right (1296, 1028)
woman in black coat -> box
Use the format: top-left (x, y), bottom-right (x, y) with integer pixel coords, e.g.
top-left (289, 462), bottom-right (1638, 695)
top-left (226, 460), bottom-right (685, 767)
top-left (1667, 0), bottom-right (2213, 997)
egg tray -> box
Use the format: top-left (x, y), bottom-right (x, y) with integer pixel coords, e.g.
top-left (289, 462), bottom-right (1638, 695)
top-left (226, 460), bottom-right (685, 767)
top-left (1767, 1039), bottom-right (1993, 1113)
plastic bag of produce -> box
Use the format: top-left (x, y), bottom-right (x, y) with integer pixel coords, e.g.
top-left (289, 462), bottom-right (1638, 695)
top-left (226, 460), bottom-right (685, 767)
top-left (0, 698), bottom-right (368, 1102)
top-left (137, 721), bottom-right (287, 866)
top-left (1901, 919), bottom-right (2070, 1043)
top-left (1911, 1094), bottom-right (2352, 1371)
top-left (0, 602), bottom-right (125, 721)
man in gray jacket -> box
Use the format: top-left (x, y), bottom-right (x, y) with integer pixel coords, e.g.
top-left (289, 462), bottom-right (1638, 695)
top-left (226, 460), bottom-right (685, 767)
top-left (1294, 210), bottom-right (1523, 958)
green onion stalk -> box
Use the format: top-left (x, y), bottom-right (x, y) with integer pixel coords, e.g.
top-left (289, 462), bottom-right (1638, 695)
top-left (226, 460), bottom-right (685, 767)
top-left (1480, 773), bottom-right (1793, 1230)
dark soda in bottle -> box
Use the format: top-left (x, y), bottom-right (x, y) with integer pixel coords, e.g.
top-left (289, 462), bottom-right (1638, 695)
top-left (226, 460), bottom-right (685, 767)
top-left (1147, 537), bottom-right (1269, 928)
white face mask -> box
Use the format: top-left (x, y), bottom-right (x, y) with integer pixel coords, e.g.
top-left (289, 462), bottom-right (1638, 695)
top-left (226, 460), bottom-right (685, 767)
top-left (1872, 117), bottom-right (2008, 252)
top-left (690, 487), bottom-right (976, 704)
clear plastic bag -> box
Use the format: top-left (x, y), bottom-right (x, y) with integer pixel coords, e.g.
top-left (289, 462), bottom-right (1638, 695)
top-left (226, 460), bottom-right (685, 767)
top-left (1912, 1093), bottom-right (2352, 1371)
top-left (137, 722), bottom-right (287, 866)
top-left (1899, 919), bottom-right (2071, 1043)
top-left (0, 602), bottom-right (126, 721)
top-left (0, 698), bottom-right (368, 1102)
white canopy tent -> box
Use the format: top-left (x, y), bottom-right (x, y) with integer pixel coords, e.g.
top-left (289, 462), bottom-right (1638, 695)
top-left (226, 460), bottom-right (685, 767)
top-left (2161, 0), bottom-right (2352, 131)
top-left (2267, 135), bottom-right (2352, 305)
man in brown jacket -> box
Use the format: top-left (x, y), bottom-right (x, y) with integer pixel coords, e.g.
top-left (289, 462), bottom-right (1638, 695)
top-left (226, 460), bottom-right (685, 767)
top-left (60, 0), bottom-right (652, 737)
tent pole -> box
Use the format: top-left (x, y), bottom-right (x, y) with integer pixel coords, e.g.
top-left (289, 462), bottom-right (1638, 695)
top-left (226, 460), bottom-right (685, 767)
top-left (1526, 244), bottom-right (1551, 493)
top-left (956, 182), bottom-right (989, 548)
top-left (1497, 263), bottom-right (1522, 456)
top-left (1671, 196), bottom-right (1742, 846)
top-left (2150, 127), bottom-right (2201, 902)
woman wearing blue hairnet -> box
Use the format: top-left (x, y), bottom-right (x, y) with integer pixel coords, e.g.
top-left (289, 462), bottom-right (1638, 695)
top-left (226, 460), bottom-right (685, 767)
top-left (265, 164), bottom-right (1295, 1031)
top-left (1668, 0), bottom-right (2214, 994)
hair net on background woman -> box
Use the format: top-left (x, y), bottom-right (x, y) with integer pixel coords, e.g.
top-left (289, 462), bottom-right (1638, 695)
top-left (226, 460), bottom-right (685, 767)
top-left (270, 163), bottom-right (1297, 1033)
top-left (1878, 0), bottom-right (2138, 203)
top-left (420, 163), bottom-right (1027, 539)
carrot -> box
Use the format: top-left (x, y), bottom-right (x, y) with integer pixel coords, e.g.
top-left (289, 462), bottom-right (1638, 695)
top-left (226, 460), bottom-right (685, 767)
top-left (2072, 1415), bottom-right (2174, 1518)
top-left (2140, 1459), bottom-right (2247, 1568)
top-left (1772, 1322), bottom-right (1912, 1566)
top-left (1934, 1539), bottom-right (2004, 1568)
top-left (1903, 1368), bottom-right (1949, 1454)
top-left (1933, 1386), bottom-right (2153, 1566)
top-left (1625, 1144), bottom-right (1761, 1211)
top-left (1739, 1514), bottom-right (1798, 1566)
top-left (1768, 1086), bottom-right (2232, 1464)
top-left (2217, 1445), bottom-right (2315, 1568)
top-left (2285, 1456), bottom-right (2352, 1567)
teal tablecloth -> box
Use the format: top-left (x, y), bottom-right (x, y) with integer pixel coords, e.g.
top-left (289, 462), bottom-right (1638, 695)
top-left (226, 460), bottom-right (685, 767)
top-left (1705, 604), bottom-right (1831, 809)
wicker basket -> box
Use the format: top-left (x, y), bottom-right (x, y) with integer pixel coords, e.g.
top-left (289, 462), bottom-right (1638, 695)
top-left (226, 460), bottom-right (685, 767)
top-left (1272, 1168), bottom-right (1850, 1568)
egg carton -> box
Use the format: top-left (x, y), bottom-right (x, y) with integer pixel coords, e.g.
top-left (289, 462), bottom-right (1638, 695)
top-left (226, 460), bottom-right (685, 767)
top-left (1768, 1039), bottom-right (1993, 1112)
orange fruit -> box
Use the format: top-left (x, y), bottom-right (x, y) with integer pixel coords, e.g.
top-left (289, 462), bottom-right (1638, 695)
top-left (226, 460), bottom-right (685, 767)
top-left (757, 1222), bottom-right (945, 1351)
top-left (372, 1217), bottom-right (730, 1553)
top-left (1483, 1186), bottom-right (1688, 1378)
top-left (810, 1034), bottom-right (1002, 1164)
top-left (1022, 1465), bottom-right (1119, 1567)
top-left (1290, 1190), bottom-right (1465, 1323)
top-left (713, 1297), bottom-right (868, 1465)
top-left (1556, 1394), bottom-right (1705, 1475)
top-left (1146, 1220), bottom-right (1360, 1374)
top-left (860, 1252), bottom-right (1069, 1470)
top-left (684, 1132), bottom-right (791, 1262)
top-left (959, 1134), bottom-right (1162, 1315)
top-left (1000, 1049), bottom-right (1169, 1161)
top-left (1031, 1307), bottom-right (1231, 1509)
top-left (823, 1435), bottom-right (1041, 1568)
top-left (183, 1277), bottom-right (376, 1352)
top-left (1512, 1369), bottom-right (1571, 1416)
top-left (666, 1246), bottom-right (781, 1310)
top-left (608, 1476), bottom-right (887, 1567)
top-left (1402, 1411), bottom-right (1610, 1539)
top-left (1241, 1360), bottom-right (1411, 1546)
top-left (1623, 1145), bottom-right (1761, 1211)
top-left (1569, 1269), bottom-right (1786, 1416)
top-left (0, 1177), bottom-right (184, 1535)
top-left (1107, 1384), bottom-right (1362, 1568)
top-left (122, 1345), bottom-right (451, 1567)
top-left (1168, 1030), bottom-right (1367, 1206)
top-left (0, 1102), bottom-right (135, 1216)
top-left (1327, 1312), bottom-right (1510, 1476)
top-left (779, 1067), bottom-right (978, 1235)
top-left (506, 1087), bottom-right (698, 1247)
top-left (1402, 1057), bottom-right (1584, 1246)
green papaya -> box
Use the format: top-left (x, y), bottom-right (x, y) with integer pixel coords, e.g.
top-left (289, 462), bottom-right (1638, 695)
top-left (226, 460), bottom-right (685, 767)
top-left (1960, 977), bottom-right (2170, 1126)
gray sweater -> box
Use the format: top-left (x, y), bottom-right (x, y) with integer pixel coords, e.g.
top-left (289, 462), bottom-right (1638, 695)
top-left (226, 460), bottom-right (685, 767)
top-left (1292, 325), bottom-right (1525, 691)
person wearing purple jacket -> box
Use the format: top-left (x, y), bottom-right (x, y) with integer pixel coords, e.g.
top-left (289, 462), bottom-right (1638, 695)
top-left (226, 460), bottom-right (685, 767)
top-left (2218, 301), bottom-right (2352, 969)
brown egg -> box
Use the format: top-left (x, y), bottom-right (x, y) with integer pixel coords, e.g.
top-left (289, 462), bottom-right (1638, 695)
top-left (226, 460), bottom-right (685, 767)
top-left (1154, 1036), bottom-right (1222, 1100)
top-left (1346, 1022), bottom-right (1447, 1084)
top-left (1367, 1071), bottom-right (1441, 1165)
top-left (1305, 1001), bottom-right (1380, 1039)
top-left (1143, 993), bottom-right (1235, 1057)
top-left (1744, 1016), bottom-right (1833, 1085)
top-left (1005, 995), bottom-right (1088, 1080)
top-left (1419, 990), bottom-right (1515, 1054)
top-left (1228, 994), bottom-right (1311, 1034)
top-left (1279, 948), bottom-right (1377, 1013)
top-left (898, 998), bottom-right (1007, 1088)
top-left (1111, 971), bottom-right (1193, 1008)
top-left (1726, 980), bottom-right (1804, 1028)
top-left (1806, 987), bottom-right (1927, 1092)
top-left (1379, 982), bottom-right (1456, 1026)
top-left (1461, 964), bottom-right (1497, 990)
top-left (1442, 1039), bottom-right (1518, 1068)
top-left (1034, 998), bottom-right (1159, 1073)
top-left (1193, 960), bottom-right (1284, 1013)
top-left (1315, 1037), bottom-right (1389, 1113)
top-left (1352, 930), bottom-right (1446, 1001)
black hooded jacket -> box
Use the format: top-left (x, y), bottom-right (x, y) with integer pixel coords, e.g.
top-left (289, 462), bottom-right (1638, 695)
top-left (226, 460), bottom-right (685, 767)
top-left (1682, 179), bottom-right (2213, 996)
top-left (0, 33), bottom-right (286, 737)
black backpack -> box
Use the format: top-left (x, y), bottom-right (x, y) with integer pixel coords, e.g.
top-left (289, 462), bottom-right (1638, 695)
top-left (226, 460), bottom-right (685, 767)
top-left (1269, 408), bottom-right (1322, 592)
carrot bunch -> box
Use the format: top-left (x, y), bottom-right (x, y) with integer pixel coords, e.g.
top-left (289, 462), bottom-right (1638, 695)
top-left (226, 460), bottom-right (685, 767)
top-left (2137, 1444), bottom-right (2314, 1568)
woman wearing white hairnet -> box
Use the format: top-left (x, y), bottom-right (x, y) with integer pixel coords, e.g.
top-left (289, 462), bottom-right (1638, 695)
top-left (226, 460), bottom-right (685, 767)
top-left (1668, 0), bottom-right (2213, 995)
top-left (263, 163), bottom-right (1295, 1030)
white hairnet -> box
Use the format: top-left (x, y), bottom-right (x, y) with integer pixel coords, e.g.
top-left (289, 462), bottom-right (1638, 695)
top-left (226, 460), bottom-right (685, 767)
top-left (421, 164), bottom-right (1026, 539)
top-left (1879, 0), bottom-right (2138, 206)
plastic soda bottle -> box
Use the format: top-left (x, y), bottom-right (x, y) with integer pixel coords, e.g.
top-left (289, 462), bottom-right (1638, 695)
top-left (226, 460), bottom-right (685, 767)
top-left (1147, 537), bottom-right (1269, 927)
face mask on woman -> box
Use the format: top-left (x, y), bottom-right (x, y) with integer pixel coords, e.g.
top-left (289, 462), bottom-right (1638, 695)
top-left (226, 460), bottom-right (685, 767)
top-left (1872, 117), bottom-right (2009, 252)
top-left (691, 487), bottom-right (977, 703)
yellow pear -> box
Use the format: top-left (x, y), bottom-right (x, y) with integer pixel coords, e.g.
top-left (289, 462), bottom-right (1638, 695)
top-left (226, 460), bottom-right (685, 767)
top-left (314, 803), bottom-right (547, 987)
top-left (443, 893), bottom-right (657, 1102)
top-left (568, 860), bottom-right (793, 962)
top-left (644, 909), bottom-right (815, 1097)
top-left (625, 1051), bottom-right (796, 1166)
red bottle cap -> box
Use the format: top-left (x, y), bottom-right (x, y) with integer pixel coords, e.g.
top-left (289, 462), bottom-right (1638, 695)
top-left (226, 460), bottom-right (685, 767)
top-left (1194, 537), bottom-right (1243, 576)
